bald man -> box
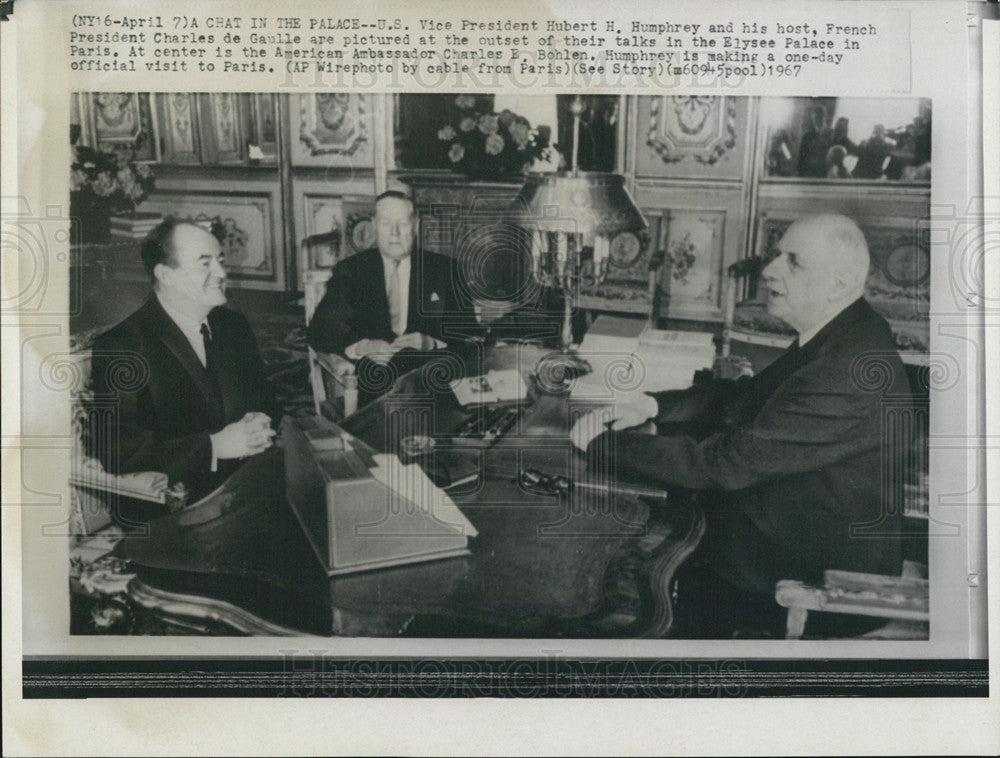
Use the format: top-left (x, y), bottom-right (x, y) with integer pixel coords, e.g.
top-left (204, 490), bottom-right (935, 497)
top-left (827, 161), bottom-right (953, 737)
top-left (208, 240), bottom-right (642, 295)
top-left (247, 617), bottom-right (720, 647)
top-left (571, 214), bottom-right (910, 638)
top-left (90, 218), bottom-right (279, 507)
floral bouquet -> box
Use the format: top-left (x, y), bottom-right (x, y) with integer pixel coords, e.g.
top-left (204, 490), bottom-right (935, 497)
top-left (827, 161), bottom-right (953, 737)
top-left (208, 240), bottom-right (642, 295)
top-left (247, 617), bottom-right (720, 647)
top-left (437, 95), bottom-right (564, 177)
top-left (70, 139), bottom-right (155, 221)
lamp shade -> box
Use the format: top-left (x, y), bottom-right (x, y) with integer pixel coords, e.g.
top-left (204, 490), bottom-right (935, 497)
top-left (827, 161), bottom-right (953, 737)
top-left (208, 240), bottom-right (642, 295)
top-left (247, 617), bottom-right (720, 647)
top-left (509, 172), bottom-right (648, 236)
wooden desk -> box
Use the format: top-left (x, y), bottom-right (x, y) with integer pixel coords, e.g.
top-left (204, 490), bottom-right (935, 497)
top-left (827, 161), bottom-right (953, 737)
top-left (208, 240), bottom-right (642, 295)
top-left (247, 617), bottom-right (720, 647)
top-left (118, 345), bottom-right (704, 637)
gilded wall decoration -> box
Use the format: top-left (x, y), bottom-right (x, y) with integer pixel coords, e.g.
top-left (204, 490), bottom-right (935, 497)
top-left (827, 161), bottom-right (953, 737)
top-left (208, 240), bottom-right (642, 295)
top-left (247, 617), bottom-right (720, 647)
top-left (300, 93), bottom-right (368, 156)
top-left (647, 96), bottom-right (737, 165)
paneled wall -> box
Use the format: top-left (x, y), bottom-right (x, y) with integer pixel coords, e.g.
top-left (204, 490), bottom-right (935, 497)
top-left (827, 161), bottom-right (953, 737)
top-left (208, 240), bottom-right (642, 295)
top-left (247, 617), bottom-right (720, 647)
top-left (72, 92), bottom-right (930, 323)
top-left (629, 96), bottom-right (756, 322)
top-left (145, 168), bottom-right (285, 289)
top-left (287, 93), bottom-right (383, 282)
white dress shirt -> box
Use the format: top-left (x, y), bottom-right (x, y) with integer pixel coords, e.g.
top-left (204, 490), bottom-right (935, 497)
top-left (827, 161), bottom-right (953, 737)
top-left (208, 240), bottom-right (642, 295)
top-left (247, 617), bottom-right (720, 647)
top-left (383, 253), bottom-right (410, 336)
top-left (345, 254), bottom-right (411, 359)
top-left (157, 294), bottom-right (210, 367)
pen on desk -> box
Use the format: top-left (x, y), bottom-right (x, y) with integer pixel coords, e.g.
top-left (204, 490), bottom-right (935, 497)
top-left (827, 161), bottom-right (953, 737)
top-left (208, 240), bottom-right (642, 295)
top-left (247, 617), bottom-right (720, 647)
top-left (572, 479), bottom-right (668, 503)
top-left (518, 468), bottom-right (668, 503)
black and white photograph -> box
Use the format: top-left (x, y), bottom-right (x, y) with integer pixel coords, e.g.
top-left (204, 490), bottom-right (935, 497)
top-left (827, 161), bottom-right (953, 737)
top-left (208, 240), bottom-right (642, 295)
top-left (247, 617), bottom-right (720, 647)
top-left (64, 91), bottom-right (936, 642)
top-left (4, 0), bottom-right (997, 755)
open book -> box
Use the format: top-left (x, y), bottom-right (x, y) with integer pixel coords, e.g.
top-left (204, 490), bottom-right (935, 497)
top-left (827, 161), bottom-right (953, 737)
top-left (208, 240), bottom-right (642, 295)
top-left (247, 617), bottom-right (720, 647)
top-left (449, 369), bottom-right (528, 406)
top-left (570, 315), bottom-right (715, 402)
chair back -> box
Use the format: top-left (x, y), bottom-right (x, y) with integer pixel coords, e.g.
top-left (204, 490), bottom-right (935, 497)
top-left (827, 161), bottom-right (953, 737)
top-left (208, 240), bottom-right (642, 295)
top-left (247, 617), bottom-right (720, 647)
top-left (302, 267), bottom-right (334, 415)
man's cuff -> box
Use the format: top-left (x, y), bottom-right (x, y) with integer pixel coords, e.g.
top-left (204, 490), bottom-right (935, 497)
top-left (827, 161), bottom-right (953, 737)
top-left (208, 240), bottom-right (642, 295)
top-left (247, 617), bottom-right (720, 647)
top-left (344, 340), bottom-right (365, 360)
top-left (208, 432), bottom-right (219, 472)
top-left (644, 392), bottom-right (664, 421)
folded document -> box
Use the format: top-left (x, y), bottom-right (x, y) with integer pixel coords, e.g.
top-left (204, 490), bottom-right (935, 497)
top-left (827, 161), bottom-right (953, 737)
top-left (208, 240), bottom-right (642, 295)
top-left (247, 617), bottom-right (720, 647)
top-left (571, 317), bottom-right (715, 402)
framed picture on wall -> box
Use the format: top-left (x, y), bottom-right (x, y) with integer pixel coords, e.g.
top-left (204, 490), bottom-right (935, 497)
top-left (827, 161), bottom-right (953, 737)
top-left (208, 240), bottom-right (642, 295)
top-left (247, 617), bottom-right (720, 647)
top-left (647, 96), bottom-right (739, 167)
top-left (759, 97), bottom-right (932, 183)
top-left (77, 92), bottom-right (160, 163)
top-left (299, 93), bottom-right (369, 157)
top-left (656, 208), bottom-right (728, 321)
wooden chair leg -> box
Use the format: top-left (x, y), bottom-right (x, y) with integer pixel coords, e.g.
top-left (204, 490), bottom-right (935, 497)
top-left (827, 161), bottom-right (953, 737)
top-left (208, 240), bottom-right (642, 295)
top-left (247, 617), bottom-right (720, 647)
top-left (785, 607), bottom-right (808, 639)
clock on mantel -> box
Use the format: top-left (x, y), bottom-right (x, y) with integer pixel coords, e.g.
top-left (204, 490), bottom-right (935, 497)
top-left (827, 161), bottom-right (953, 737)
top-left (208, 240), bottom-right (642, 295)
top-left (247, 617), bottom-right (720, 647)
top-left (577, 228), bottom-right (658, 316)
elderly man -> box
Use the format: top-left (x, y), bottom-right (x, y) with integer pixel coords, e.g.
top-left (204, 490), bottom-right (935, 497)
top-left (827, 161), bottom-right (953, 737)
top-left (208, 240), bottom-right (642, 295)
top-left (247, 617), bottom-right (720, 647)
top-left (307, 190), bottom-right (472, 405)
top-left (89, 218), bottom-right (278, 507)
top-left (571, 214), bottom-right (910, 638)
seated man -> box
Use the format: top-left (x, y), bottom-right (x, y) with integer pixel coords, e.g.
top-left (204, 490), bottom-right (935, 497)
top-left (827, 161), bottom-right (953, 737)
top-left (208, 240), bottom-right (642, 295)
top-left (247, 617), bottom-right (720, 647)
top-left (89, 218), bottom-right (279, 508)
top-left (307, 191), bottom-right (472, 406)
top-left (571, 214), bottom-right (910, 638)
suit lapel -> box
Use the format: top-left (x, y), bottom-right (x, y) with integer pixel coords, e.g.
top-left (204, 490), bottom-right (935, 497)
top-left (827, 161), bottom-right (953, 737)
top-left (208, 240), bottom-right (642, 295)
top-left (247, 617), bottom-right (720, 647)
top-left (361, 249), bottom-right (393, 335)
top-left (726, 298), bottom-right (870, 425)
top-left (206, 309), bottom-right (242, 422)
top-left (407, 250), bottom-right (421, 332)
top-left (143, 296), bottom-right (226, 424)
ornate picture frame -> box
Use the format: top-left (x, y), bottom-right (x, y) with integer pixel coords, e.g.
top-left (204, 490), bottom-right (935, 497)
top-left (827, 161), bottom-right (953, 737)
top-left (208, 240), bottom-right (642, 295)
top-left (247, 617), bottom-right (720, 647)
top-left (299, 93), bottom-right (369, 157)
top-left (647, 96), bottom-right (738, 166)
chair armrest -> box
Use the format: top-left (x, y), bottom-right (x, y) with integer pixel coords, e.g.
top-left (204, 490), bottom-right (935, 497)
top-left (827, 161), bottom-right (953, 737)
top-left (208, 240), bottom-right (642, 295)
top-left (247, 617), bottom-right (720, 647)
top-left (71, 457), bottom-right (188, 508)
top-left (314, 351), bottom-right (356, 391)
top-left (776, 571), bottom-right (929, 622)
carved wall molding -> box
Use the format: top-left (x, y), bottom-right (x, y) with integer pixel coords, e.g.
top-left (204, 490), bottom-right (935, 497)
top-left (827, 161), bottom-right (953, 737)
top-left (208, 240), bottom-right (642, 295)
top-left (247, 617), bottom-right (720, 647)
top-left (300, 94), bottom-right (369, 157)
top-left (647, 96), bottom-right (737, 166)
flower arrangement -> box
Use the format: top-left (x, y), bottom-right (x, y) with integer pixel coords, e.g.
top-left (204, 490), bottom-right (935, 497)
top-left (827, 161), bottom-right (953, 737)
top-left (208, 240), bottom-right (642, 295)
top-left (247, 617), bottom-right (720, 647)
top-left (70, 139), bottom-right (155, 218)
top-left (666, 232), bottom-right (697, 284)
top-left (437, 96), bottom-right (564, 176)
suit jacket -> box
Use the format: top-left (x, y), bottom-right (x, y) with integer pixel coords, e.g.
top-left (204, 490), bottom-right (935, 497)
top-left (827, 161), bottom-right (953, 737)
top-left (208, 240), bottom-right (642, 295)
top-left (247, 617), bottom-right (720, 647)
top-left (88, 296), bottom-right (279, 502)
top-left (307, 247), bottom-right (473, 356)
top-left (589, 298), bottom-right (910, 595)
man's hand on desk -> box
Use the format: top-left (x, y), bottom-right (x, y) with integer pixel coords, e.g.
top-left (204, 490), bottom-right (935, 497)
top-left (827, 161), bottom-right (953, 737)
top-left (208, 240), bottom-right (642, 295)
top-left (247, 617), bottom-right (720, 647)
top-left (346, 333), bottom-right (446, 366)
top-left (392, 332), bottom-right (446, 351)
top-left (570, 394), bottom-right (659, 452)
top-left (211, 412), bottom-right (276, 460)
top-left (346, 338), bottom-right (396, 366)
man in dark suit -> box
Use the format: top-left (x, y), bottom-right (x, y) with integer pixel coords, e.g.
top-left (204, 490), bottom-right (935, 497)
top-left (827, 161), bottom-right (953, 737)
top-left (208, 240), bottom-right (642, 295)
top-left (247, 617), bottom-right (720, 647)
top-left (89, 219), bottom-right (278, 506)
top-left (307, 191), bottom-right (472, 405)
top-left (571, 214), bottom-right (910, 637)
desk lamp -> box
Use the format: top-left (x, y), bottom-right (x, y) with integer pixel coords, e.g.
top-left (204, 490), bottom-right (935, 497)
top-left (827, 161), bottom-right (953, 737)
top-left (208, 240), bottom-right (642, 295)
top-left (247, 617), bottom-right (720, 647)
top-left (511, 96), bottom-right (648, 358)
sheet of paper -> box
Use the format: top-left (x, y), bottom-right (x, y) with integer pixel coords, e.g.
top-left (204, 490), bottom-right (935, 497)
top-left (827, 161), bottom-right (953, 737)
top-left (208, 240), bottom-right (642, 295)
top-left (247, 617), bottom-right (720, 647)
top-left (370, 453), bottom-right (478, 537)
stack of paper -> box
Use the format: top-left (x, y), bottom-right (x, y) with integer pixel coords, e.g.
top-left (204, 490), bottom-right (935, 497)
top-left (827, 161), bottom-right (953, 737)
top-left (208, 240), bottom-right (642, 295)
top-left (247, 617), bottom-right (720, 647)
top-left (634, 328), bottom-right (716, 388)
top-left (571, 316), bottom-right (715, 402)
top-left (369, 453), bottom-right (478, 537)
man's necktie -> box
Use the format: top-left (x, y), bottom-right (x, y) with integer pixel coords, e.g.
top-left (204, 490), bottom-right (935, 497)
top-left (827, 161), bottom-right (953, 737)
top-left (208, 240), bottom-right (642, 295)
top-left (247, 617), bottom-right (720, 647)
top-left (199, 322), bottom-right (213, 370)
top-left (387, 259), bottom-right (403, 336)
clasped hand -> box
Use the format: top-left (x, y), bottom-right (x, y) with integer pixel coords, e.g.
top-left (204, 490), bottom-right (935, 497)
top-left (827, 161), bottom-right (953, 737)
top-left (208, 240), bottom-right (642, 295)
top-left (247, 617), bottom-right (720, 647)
top-left (211, 412), bottom-right (275, 460)
top-left (569, 394), bottom-right (658, 451)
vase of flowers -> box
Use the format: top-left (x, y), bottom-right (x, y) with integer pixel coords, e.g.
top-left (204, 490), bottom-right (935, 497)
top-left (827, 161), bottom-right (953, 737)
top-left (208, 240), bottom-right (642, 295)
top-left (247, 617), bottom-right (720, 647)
top-left (70, 138), bottom-right (156, 243)
top-left (436, 96), bottom-right (564, 178)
